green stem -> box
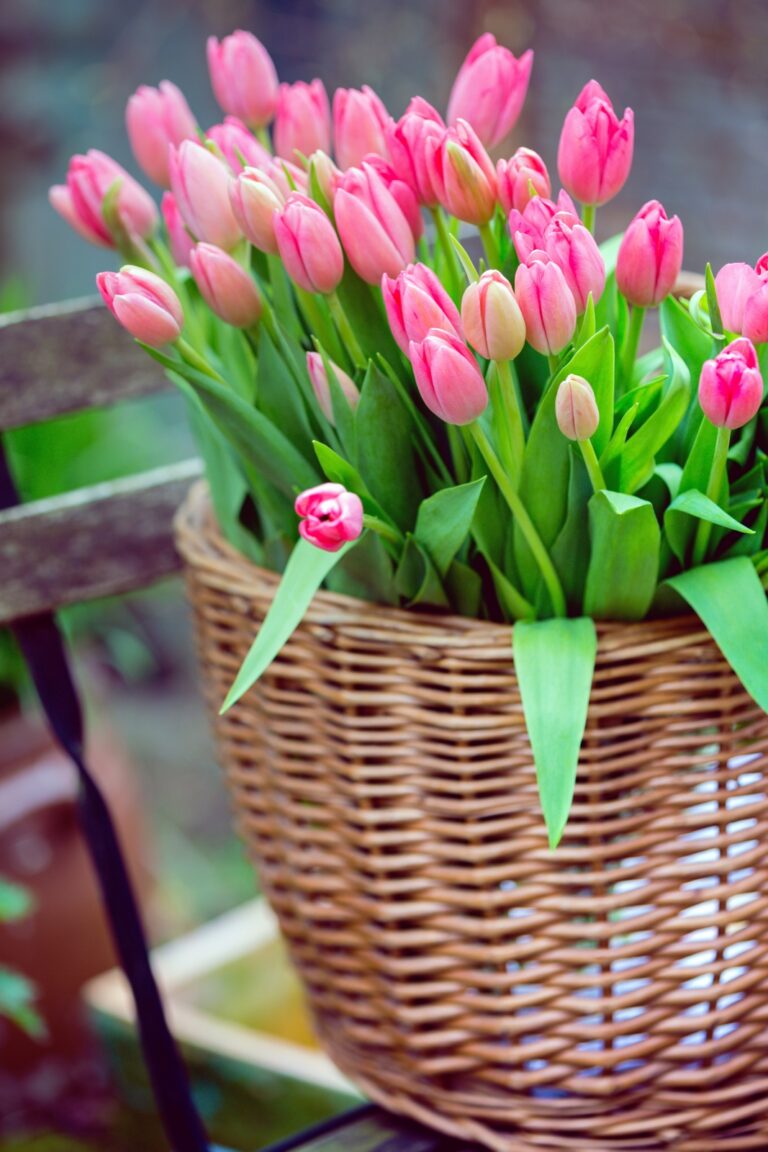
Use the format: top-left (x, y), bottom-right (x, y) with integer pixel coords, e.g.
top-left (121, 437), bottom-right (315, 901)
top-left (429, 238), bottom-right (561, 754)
top-left (581, 203), bottom-right (596, 234)
top-left (691, 425), bottom-right (731, 566)
top-left (621, 305), bottom-right (646, 391)
top-left (469, 422), bottom-right (566, 617)
top-left (296, 289), bottom-right (349, 369)
top-left (494, 358), bottom-right (525, 489)
top-left (256, 125), bottom-right (272, 153)
top-left (448, 424), bottom-right (469, 484)
top-left (362, 514), bottom-right (404, 546)
top-left (479, 222), bottom-right (501, 269)
top-left (547, 354), bottom-right (560, 377)
top-left (429, 206), bottom-right (460, 296)
top-left (578, 438), bottom-right (606, 493)
top-left (328, 291), bottom-right (367, 369)
top-left (176, 338), bottom-right (227, 384)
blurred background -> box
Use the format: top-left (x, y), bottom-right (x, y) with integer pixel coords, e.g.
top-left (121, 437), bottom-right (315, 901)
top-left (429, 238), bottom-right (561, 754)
top-left (0, 0), bottom-right (767, 1149)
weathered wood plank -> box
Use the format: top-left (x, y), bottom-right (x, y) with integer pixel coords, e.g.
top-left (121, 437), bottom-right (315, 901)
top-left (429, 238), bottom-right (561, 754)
top-left (0, 458), bottom-right (203, 623)
top-left (0, 297), bottom-right (170, 430)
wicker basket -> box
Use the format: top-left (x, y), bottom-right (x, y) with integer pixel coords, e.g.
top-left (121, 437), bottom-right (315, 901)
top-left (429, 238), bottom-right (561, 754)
top-left (176, 482), bottom-right (768, 1152)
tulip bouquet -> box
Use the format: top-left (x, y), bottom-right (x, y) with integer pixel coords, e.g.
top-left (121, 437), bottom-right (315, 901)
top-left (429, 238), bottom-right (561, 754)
top-left (51, 29), bottom-right (768, 845)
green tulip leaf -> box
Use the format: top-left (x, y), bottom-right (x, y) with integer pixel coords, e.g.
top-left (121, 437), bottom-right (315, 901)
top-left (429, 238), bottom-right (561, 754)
top-left (619, 338), bottom-right (690, 493)
top-left (394, 536), bottom-right (449, 607)
top-left (665, 489), bottom-right (754, 564)
top-left (414, 477), bottom-right (486, 577)
top-left (356, 361), bottom-right (422, 530)
top-left (584, 490), bottom-right (661, 619)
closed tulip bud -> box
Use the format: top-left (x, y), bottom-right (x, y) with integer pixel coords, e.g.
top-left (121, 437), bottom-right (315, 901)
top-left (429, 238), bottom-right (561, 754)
top-left (161, 192), bottom-right (194, 268)
top-left (497, 148), bottom-right (551, 215)
top-left (333, 85), bottom-right (390, 171)
top-left (309, 150), bottom-right (342, 206)
top-left (207, 31), bottom-right (278, 128)
top-left (126, 81), bottom-right (198, 187)
top-left (699, 338), bottom-right (763, 430)
top-left (295, 483), bottom-right (363, 552)
top-left (97, 265), bottom-right (183, 347)
top-left (715, 261), bottom-right (768, 344)
top-left (273, 193), bottom-right (344, 294)
top-left (542, 216), bottom-right (605, 312)
top-left (386, 98), bottom-right (446, 207)
top-left (50, 150), bottom-right (158, 248)
top-left (206, 116), bottom-right (271, 173)
top-left (743, 281), bottom-right (768, 344)
top-left (190, 243), bottom-right (262, 328)
top-left (616, 200), bottom-right (683, 308)
top-left (508, 190), bottom-right (578, 261)
top-left (306, 352), bottom-right (360, 422)
top-left (515, 258), bottom-right (577, 356)
top-left (461, 270), bottom-right (526, 362)
top-left (447, 34), bottom-right (533, 149)
top-left (557, 80), bottom-right (634, 207)
top-left (364, 155), bottom-right (423, 240)
top-left (274, 80), bottom-right (331, 161)
top-left (168, 140), bottom-right (242, 250)
top-left (334, 162), bottom-right (415, 283)
top-left (409, 329), bottom-right (488, 425)
top-left (426, 119), bottom-right (497, 226)
top-left (229, 167), bottom-right (285, 253)
top-left (556, 374), bottom-right (600, 441)
top-left (382, 263), bottom-right (462, 354)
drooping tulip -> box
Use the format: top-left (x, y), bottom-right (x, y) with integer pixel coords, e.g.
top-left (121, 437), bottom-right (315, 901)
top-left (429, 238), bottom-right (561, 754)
top-left (97, 266), bottom-right (183, 347)
top-left (386, 98), bottom-right (446, 208)
top-left (273, 193), bottom-right (345, 294)
top-left (698, 338), bottom-right (764, 430)
top-left (447, 34), bottom-right (533, 149)
top-left (334, 162), bottom-right (415, 283)
top-left (557, 79), bottom-right (634, 207)
top-left (542, 216), bottom-right (605, 311)
top-left (409, 329), bottom-right (488, 425)
top-left (461, 270), bottom-right (526, 362)
top-left (382, 263), bottom-right (462, 354)
top-left (190, 243), bottom-right (262, 328)
top-left (50, 150), bottom-right (158, 248)
top-left (274, 80), bottom-right (331, 161)
top-left (295, 483), bottom-right (364, 551)
top-left (168, 140), bottom-right (242, 250)
top-left (426, 119), bottom-right (496, 226)
top-left (515, 258), bottom-right (577, 356)
top-left (616, 200), bottom-right (683, 308)
top-left (229, 167), bottom-right (285, 253)
top-left (206, 116), bottom-right (271, 173)
top-left (333, 85), bottom-right (390, 170)
top-left (306, 352), bottom-right (360, 422)
top-left (126, 81), bottom-right (198, 187)
top-left (207, 30), bottom-right (278, 128)
top-left (497, 148), bottom-right (551, 215)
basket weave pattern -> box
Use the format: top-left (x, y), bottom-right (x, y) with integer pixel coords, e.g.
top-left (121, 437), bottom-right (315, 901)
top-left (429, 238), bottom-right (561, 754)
top-left (177, 485), bottom-right (768, 1152)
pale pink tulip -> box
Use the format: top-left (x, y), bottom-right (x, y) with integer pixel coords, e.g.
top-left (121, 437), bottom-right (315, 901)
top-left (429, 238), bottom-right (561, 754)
top-left (168, 140), bottom-right (242, 250)
top-left (97, 265), bottom-right (183, 347)
top-left (206, 117), bottom-right (271, 173)
top-left (461, 270), bottom-right (526, 361)
top-left (542, 216), bottom-right (605, 312)
top-left (207, 30), bottom-right (278, 128)
top-left (190, 243), bottom-right (262, 327)
top-left (447, 33), bottom-right (533, 149)
top-left (333, 85), bottom-right (390, 170)
top-left (274, 80), bottom-right (331, 161)
top-left (715, 260), bottom-right (768, 342)
top-left (273, 193), bottom-right (344, 294)
top-left (409, 329), bottom-right (488, 425)
top-left (386, 98), bottom-right (446, 208)
top-left (229, 167), bottom-right (284, 253)
top-left (334, 162), bottom-right (415, 284)
top-left (426, 119), bottom-right (496, 226)
top-left (306, 352), bottom-right (360, 422)
top-left (50, 150), bottom-right (158, 248)
top-left (497, 148), bottom-right (551, 215)
top-left (126, 81), bottom-right (198, 187)
top-left (515, 258), bottom-right (577, 356)
top-left (161, 192), bottom-right (194, 268)
top-left (556, 374), bottom-right (600, 441)
top-left (364, 155), bottom-right (423, 240)
top-left (382, 263), bottom-right (462, 354)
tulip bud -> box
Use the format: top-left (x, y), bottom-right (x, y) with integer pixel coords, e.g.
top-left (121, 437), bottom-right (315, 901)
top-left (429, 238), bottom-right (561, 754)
top-left (274, 80), bottom-right (331, 162)
top-left (295, 483), bottom-right (364, 552)
top-left (382, 263), bottom-right (462, 355)
top-left (461, 270), bottom-right (526, 362)
top-left (542, 216), bottom-right (605, 312)
top-left (333, 85), bottom-right (390, 171)
top-left (616, 200), bottom-right (683, 308)
top-left (715, 261), bottom-right (768, 343)
top-left (334, 162), bottom-right (415, 284)
top-left (426, 119), bottom-right (497, 226)
top-left (497, 148), bottom-right (551, 215)
top-left (309, 150), bottom-right (342, 206)
top-left (273, 193), bottom-right (344, 294)
top-left (699, 338), bottom-right (763, 430)
top-left (556, 374), bottom-right (600, 441)
top-left (161, 192), bottom-right (194, 268)
top-left (97, 265), bottom-right (183, 347)
top-left (386, 98), bottom-right (446, 208)
top-left (742, 281), bottom-right (768, 344)
top-left (207, 31), bottom-right (278, 128)
top-left (306, 352), bottom-right (360, 422)
top-left (409, 329), bottom-right (488, 425)
top-left (206, 116), bottom-right (271, 173)
top-left (447, 34), bottom-right (533, 149)
top-left (229, 167), bottom-right (284, 253)
top-left (508, 190), bottom-right (579, 262)
top-left (364, 155), bottom-right (423, 240)
top-left (190, 243), bottom-right (262, 328)
top-left (126, 81), bottom-right (198, 187)
top-left (168, 140), bottom-right (242, 250)
top-left (50, 150), bottom-right (158, 248)
top-left (515, 258), bottom-right (577, 356)
top-left (557, 79), bottom-right (634, 207)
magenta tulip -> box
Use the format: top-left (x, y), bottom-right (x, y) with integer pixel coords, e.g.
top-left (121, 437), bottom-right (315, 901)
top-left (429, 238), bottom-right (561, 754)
top-left (557, 80), bottom-right (634, 207)
top-left (168, 140), bottom-right (241, 250)
top-left (515, 258), bottom-right (577, 356)
top-left (306, 352), bottom-right (360, 423)
top-left (295, 483), bottom-right (364, 551)
top-left (50, 150), bottom-right (158, 248)
top-left (461, 270), bottom-right (526, 362)
top-left (426, 119), bottom-right (496, 226)
top-left (409, 330), bottom-right (488, 425)
top-left (207, 31), bottom-right (278, 128)
top-left (126, 81), bottom-right (198, 187)
top-left (206, 117), bottom-right (271, 173)
top-left (333, 85), bottom-right (390, 170)
top-left (274, 80), bottom-right (331, 161)
top-left (161, 192), bottom-right (194, 268)
top-left (616, 200), bottom-right (683, 308)
top-left (334, 162), bottom-right (415, 284)
top-left (497, 148), bottom-right (551, 215)
top-left (273, 193), bottom-right (344, 294)
top-left (699, 338), bottom-right (763, 430)
top-left (97, 266), bottom-right (183, 347)
top-left (542, 216), bottom-right (605, 312)
top-left (382, 263), bottom-right (462, 355)
top-left (386, 98), bottom-right (446, 208)
top-left (229, 167), bottom-right (284, 253)
top-left (190, 243), bottom-right (262, 328)
top-left (447, 34), bottom-right (533, 149)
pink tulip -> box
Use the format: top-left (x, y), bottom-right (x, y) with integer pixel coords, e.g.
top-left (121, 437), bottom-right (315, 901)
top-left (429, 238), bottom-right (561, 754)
top-left (306, 352), bottom-right (360, 422)
top-left (698, 338), bottom-right (763, 430)
top-left (309, 150), bottom-right (342, 205)
top-left (333, 85), bottom-right (390, 170)
top-left (616, 200), bottom-right (683, 308)
top-left (207, 31), bottom-right (278, 128)
top-left (382, 263), bottom-right (462, 355)
top-left (168, 140), bottom-right (242, 250)
top-left (190, 243), bottom-right (262, 328)
top-left (206, 117), bottom-right (271, 173)
top-left (497, 148), bottom-right (551, 215)
top-left (97, 265), bottom-right (183, 347)
top-left (386, 98), bottom-right (446, 207)
top-left (50, 150), bottom-right (158, 248)
top-left (755, 253), bottom-right (768, 280)
top-left (541, 216), bottom-right (605, 312)
top-left (125, 81), bottom-right (198, 187)
top-left (334, 162), bottom-right (415, 284)
top-left (161, 192), bottom-right (194, 268)
top-left (229, 168), bottom-right (285, 253)
top-left (447, 33), bottom-right (533, 149)
top-left (715, 260), bottom-right (768, 343)
top-left (556, 374), bottom-right (600, 441)
top-left (743, 282), bottom-right (768, 344)
top-left (409, 329), bottom-right (488, 425)
top-left (364, 155), bottom-right (423, 240)
top-left (508, 190), bottom-right (578, 261)
top-left (426, 119), bottom-right (497, 226)
top-left (557, 80), bottom-right (634, 207)
top-left (295, 483), bottom-right (364, 551)
top-left (273, 193), bottom-right (344, 294)
top-left (274, 80), bottom-right (331, 161)
top-left (515, 258), bottom-right (577, 356)
top-left (461, 270), bottom-right (526, 361)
